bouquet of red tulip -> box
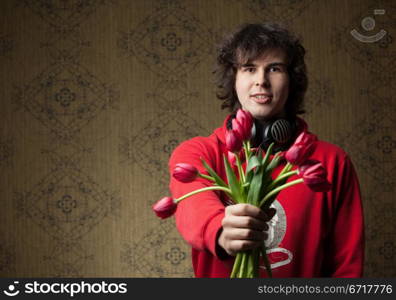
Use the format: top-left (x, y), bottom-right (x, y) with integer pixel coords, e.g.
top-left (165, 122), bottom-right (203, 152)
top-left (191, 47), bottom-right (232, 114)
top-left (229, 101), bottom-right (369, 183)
top-left (152, 109), bottom-right (331, 278)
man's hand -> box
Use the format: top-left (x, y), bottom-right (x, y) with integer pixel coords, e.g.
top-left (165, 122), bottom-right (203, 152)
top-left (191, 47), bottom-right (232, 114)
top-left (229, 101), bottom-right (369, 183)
top-left (217, 204), bottom-right (276, 256)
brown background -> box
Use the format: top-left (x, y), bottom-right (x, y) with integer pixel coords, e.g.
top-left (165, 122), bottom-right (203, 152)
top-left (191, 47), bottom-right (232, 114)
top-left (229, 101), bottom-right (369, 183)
top-left (0, 0), bottom-right (395, 277)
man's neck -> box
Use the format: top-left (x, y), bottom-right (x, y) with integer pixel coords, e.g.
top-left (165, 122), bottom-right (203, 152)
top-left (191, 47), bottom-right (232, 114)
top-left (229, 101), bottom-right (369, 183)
top-left (254, 112), bottom-right (287, 125)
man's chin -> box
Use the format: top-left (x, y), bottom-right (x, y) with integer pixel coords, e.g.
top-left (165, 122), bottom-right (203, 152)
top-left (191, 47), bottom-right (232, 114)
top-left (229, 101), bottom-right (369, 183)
top-left (251, 109), bottom-right (286, 121)
top-left (239, 105), bottom-right (284, 121)
top-left (251, 112), bottom-right (275, 121)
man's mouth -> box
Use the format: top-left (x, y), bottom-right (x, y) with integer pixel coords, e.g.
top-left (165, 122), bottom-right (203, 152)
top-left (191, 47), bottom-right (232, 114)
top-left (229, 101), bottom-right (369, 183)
top-left (250, 94), bottom-right (272, 104)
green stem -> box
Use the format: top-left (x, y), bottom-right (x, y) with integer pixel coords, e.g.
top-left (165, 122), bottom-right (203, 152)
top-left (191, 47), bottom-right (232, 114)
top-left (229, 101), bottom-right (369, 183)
top-left (230, 253), bottom-right (242, 278)
top-left (243, 141), bottom-right (250, 165)
top-left (242, 182), bottom-right (250, 188)
top-left (198, 173), bottom-right (215, 182)
top-left (175, 186), bottom-right (232, 203)
top-left (266, 170), bottom-right (298, 191)
top-left (259, 178), bottom-right (304, 207)
top-left (239, 252), bottom-right (247, 277)
top-left (278, 162), bottom-right (292, 177)
top-left (235, 153), bottom-right (245, 183)
top-left (275, 170), bottom-right (298, 182)
top-left (247, 251), bottom-right (254, 278)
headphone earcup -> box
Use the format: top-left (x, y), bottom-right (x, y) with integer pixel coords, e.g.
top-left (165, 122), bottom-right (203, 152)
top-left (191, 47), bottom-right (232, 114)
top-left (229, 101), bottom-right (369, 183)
top-left (254, 118), bottom-right (297, 151)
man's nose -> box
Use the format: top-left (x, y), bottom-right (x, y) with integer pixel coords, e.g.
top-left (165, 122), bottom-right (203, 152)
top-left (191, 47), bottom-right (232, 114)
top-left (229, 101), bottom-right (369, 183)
top-left (255, 70), bottom-right (270, 87)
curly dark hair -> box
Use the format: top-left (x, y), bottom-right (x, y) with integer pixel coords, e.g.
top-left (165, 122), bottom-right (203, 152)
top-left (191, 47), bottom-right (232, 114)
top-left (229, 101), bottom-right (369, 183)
top-left (214, 23), bottom-right (308, 118)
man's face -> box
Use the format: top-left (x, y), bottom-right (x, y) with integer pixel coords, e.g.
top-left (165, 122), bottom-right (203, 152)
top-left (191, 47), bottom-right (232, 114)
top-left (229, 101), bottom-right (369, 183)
top-left (235, 48), bottom-right (289, 121)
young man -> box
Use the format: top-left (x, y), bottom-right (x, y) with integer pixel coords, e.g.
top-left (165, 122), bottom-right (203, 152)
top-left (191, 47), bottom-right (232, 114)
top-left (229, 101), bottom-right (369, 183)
top-left (168, 23), bottom-right (364, 277)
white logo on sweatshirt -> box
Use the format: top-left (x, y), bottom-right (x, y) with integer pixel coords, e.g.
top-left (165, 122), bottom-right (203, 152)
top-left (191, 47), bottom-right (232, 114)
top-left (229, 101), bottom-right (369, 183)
top-left (260, 199), bottom-right (293, 270)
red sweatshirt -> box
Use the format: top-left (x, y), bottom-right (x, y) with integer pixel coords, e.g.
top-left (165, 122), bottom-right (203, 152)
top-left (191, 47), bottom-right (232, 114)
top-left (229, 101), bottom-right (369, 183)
top-left (168, 116), bottom-right (364, 278)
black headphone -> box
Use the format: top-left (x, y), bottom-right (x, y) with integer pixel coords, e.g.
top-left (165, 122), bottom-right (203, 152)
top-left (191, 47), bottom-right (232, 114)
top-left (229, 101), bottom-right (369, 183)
top-left (227, 115), bottom-right (298, 152)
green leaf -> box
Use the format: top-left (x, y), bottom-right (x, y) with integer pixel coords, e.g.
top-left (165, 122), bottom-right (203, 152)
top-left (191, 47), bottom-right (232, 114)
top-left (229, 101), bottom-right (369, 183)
top-left (258, 172), bottom-right (272, 203)
top-left (223, 155), bottom-right (243, 203)
top-left (261, 142), bottom-right (274, 169)
top-left (265, 154), bottom-right (281, 173)
top-left (200, 158), bottom-right (227, 187)
top-left (253, 148), bottom-right (261, 164)
top-left (245, 170), bottom-right (254, 184)
top-left (246, 164), bottom-right (265, 206)
top-left (246, 155), bottom-right (260, 173)
top-left (245, 149), bottom-right (263, 192)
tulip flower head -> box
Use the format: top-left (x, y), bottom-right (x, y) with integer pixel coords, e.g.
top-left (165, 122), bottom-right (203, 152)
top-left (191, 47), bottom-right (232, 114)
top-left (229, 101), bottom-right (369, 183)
top-left (234, 109), bottom-right (254, 141)
top-left (152, 196), bottom-right (177, 219)
top-left (285, 131), bottom-right (317, 165)
top-left (298, 160), bottom-right (331, 192)
top-left (225, 129), bottom-right (243, 153)
top-left (173, 163), bottom-right (198, 183)
top-left (228, 151), bottom-right (237, 166)
top-left (227, 150), bottom-right (246, 166)
top-left (232, 118), bottom-right (245, 142)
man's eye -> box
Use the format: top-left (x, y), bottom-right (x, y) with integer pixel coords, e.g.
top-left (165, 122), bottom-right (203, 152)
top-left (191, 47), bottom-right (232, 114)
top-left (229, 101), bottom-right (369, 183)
top-left (269, 66), bottom-right (281, 72)
top-left (269, 65), bottom-right (287, 73)
top-left (244, 67), bottom-right (255, 73)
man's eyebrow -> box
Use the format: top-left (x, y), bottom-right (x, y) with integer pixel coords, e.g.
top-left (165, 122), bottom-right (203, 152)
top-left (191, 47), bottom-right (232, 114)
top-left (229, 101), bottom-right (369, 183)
top-left (266, 62), bottom-right (288, 67)
top-left (240, 62), bottom-right (256, 67)
top-left (240, 62), bottom-right (287, 67)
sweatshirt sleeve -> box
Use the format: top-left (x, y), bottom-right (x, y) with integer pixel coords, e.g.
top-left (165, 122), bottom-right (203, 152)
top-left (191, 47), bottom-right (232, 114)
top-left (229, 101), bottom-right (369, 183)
top-left (168, 138), bottom-right (226, 258)
top-left (323, 153), bottom-right (365, 277)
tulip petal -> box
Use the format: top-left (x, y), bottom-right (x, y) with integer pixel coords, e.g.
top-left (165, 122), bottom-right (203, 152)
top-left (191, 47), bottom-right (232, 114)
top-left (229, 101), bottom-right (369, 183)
top-left (173, 163), bottom-right (198, 183)
top-left (152, 197), bottom-right (177, 219)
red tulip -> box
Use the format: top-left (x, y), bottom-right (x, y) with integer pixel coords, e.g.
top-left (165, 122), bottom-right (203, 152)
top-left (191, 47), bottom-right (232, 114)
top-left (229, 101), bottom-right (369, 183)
top-left (227, 150), bottom-right (245, 166)
top-left (235, 109), bottom-right (254, 141)
top-left (285, 132), bottom-right (316, 165)
top-left (152, 196), bottom-right (177, 219)
top-left (232, 118), bottom-right (245, 142)
top-left (298, 160), bottom-right (331, 192)
top-left (225, 129), bottom-right (243, 153)
top-left (227, 151), bottom-right (237, 166)
top-left (173, 163), bottom-right (199, 183)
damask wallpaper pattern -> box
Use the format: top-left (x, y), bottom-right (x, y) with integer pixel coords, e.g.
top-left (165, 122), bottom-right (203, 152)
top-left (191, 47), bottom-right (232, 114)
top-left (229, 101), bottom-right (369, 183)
top-left (0, 0), bottom-right (395, 277)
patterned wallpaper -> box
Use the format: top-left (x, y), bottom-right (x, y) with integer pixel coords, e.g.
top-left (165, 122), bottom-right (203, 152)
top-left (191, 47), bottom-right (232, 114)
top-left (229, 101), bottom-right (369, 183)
top-left (0, 0), bottom-right (395, 277)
